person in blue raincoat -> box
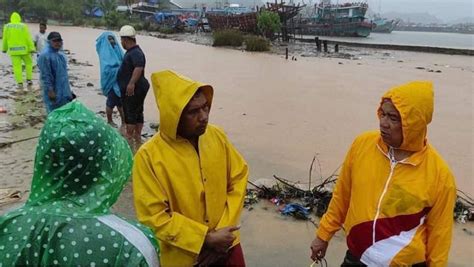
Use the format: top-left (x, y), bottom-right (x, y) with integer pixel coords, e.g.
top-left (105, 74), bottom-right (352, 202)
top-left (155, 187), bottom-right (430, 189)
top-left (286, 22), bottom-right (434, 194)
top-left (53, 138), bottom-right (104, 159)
top-left (96, 32), bottom-right (125, 127)
top-left (37, 32), bottom-right (73, 113)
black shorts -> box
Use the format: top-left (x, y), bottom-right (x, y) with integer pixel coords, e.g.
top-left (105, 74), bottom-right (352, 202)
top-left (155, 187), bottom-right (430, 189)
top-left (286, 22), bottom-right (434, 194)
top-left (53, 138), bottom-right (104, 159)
top-left (106, 90), bottom-right (122, 109)
top-left (122, 84), bottom-right (149, 124)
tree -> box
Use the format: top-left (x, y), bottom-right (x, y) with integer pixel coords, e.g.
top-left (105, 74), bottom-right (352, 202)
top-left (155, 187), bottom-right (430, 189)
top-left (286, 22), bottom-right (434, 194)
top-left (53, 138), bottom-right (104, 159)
top-left (83, 0), bottom-right (97, 15)
top-left (99, 0), bottom-right (117, 16)
top-left (257, 10), bottom-right (281, 39)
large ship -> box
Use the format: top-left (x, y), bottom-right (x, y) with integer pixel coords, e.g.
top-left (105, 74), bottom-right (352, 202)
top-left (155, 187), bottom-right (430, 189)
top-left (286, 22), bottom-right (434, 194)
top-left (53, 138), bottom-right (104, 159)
top-left (299, 0), bottom-right (373, 37)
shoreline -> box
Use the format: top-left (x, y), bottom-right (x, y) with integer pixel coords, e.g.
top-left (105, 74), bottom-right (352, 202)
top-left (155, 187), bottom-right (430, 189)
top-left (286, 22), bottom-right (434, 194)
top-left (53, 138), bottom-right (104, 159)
top-left (293, 37), bottom-right (474, 56)
top-left (45, 23), bottom-right (474, 56)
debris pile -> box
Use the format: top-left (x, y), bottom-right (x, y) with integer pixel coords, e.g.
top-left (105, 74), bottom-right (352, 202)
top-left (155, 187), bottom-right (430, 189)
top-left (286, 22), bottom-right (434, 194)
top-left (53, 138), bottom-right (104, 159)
top-left (455, 190), bottom-right (474, 224)
top-left (246, 155), bottom-right (339, 224)
top-left (245, 156), bottom-right (474, 226)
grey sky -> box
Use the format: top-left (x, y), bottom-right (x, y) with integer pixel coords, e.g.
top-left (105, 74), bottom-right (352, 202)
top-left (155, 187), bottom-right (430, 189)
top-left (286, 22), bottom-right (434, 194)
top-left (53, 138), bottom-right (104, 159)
top-left (366, 0), bottom-right (473, 22)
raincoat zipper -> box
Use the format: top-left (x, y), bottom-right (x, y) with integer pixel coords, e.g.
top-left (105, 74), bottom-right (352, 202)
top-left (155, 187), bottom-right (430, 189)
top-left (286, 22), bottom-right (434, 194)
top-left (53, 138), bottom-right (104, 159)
top-left (372, 146), bottom-right (415, 245)
top-left (372, 159), bottom-right (397, 244)
top-left (190, 139), bottom-right (209, 223)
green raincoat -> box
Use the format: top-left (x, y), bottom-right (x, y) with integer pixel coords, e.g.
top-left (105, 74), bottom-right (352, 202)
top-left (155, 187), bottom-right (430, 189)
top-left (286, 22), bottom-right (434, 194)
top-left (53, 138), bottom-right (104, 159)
top-left (0, 101), bottom-right (160, 266)
top-left (1, 12), bottom-right (35, 55)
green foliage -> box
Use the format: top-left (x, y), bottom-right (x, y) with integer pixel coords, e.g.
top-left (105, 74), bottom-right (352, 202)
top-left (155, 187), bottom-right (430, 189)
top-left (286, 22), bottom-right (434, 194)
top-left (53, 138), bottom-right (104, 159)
top-left (245, 36), bottom-right (270, 52)
top-left (91, 18), bottom-right (105, 28)
top-left (104, 10), bottom-right (127, 29)
top-left (83, 0), bottom-right (96, 16)
top-left (257, 11), bottom-right (281, 37)
top-left (98, 0), bottom-right (117, 16)
top-left (7, 0), bottom-right (81, 21)
top-left (212, 30), bottom-right (244, 47)
top-left (73, 17), bottom-right (85, 26)
top-left (129, 22), bottom-right (142, 31)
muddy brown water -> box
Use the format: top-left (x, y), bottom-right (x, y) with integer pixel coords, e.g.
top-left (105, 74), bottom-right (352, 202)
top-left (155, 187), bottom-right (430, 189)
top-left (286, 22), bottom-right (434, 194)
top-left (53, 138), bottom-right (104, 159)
top-left (0, 25), bottom-right (473, 266)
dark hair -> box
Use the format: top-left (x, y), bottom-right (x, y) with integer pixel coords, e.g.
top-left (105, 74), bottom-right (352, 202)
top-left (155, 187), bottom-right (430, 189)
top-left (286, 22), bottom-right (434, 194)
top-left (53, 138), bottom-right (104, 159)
top-left (40, 23), bottom-right (47, 27)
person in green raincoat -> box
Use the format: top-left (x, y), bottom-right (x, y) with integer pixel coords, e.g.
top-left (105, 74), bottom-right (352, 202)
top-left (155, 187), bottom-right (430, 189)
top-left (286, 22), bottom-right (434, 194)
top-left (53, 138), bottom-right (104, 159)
top-left (1, 12), bottom-right (35, 89)
top-left (0, 101), bottom-right (160, 266)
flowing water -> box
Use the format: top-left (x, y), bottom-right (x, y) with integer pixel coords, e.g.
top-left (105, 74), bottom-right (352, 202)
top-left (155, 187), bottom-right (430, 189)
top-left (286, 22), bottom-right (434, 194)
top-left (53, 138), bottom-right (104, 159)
top-left (307, 31), bottom-right (474, 49)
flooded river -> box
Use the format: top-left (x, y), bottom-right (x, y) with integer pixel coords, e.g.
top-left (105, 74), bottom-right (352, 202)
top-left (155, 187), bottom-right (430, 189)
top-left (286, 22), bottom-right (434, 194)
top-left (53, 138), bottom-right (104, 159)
top-left (1, 24), bottom-right (472, 197)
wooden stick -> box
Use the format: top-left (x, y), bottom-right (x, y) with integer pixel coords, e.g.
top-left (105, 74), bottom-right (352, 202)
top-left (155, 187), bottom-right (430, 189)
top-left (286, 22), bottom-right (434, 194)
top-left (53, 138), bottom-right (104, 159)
top-left (308, 156), bottom-right (316, 191)
top-left (273, 175), bottom-right (306, 193)
top-left (247, 180), bottom-right (264, 190)
top-left (0, 135), bottom-right (39, 148)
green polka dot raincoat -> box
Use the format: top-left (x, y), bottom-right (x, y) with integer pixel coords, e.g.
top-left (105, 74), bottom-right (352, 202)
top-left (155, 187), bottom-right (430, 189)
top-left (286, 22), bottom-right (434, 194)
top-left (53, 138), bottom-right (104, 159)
top-left (0, 101), bottom-right (160, 266)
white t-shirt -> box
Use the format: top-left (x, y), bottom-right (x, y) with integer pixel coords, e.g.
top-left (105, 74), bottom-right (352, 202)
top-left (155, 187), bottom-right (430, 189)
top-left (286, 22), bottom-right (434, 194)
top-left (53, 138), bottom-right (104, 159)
top-left (34, 32), bottom-right (48, 53)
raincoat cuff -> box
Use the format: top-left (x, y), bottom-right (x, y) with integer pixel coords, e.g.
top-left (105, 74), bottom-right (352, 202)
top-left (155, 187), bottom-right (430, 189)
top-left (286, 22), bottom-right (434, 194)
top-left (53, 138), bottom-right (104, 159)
top-left (316, 227), bottom-right (333, 242)
top-left (187, 222), bottom-right (209, 254)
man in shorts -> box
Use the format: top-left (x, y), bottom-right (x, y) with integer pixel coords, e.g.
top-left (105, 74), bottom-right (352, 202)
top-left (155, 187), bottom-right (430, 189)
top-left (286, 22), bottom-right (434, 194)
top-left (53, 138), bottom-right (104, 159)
top-left (117, 25), bottom-right (150, 146)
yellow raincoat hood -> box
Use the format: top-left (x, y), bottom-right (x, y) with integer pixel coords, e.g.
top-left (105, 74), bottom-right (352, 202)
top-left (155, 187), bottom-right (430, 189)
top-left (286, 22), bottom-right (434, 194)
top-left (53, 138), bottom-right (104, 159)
top-left (379, 81), bottom-right (434, 152)
top-left (10, 12), bottom-right (21, 23)
top-left (151, 70), bottom-right (213, 140)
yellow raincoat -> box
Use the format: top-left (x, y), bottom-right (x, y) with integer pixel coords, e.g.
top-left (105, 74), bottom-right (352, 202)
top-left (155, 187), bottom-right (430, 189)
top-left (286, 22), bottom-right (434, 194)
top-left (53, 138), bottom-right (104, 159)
top-left (133, 70), bottom-right (249, 267)
top-left (317, 81), bottom-right (456, 266)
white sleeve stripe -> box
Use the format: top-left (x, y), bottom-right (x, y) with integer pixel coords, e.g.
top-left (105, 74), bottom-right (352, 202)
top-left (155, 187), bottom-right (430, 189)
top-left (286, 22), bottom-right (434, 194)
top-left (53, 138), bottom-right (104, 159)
top-left (98, 214), bottom-right (159, 267)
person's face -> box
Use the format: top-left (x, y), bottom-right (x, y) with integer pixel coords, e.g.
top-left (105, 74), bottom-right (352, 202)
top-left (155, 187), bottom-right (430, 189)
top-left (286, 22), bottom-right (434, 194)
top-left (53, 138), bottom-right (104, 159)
top-left (120, 37), bottom-right (128, 49)
top-left (40, 25), bottom-right (46, 33)
top-left (178, 92), bottom-right (210, 139)
top-left (108, 35), bottom-right (116, 47)
top-left (378, 100), bottom-right (403, 148)
top-left (51, 39), bottom-right (62, 50)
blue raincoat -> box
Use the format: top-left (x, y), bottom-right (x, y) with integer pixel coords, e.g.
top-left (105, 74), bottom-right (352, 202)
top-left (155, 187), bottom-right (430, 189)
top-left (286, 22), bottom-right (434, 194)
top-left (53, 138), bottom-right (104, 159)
top-left (37, 42), bottom-right (72, 113)
top-left (95, 32), bottom-right (124, 97)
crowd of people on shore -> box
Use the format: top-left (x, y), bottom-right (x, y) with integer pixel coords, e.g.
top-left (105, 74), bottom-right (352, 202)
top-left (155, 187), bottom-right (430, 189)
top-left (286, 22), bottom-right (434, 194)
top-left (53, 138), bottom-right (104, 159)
top-left (0, 11), bottom-right (457, 267)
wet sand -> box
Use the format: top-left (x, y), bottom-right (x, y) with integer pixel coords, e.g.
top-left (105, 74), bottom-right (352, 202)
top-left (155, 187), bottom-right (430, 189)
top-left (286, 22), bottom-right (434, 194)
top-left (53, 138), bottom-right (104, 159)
top-left (1, 24), bottom-right (473, 266)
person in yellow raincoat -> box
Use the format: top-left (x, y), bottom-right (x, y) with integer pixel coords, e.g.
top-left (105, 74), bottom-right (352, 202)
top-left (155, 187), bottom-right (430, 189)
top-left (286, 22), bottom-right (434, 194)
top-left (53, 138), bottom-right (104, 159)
top-left (133, 70), bottom-right (249, 267)
top-left (2, 12), bottom-right (35, 88)
top-left (310, 81), bottom-right (457, 266)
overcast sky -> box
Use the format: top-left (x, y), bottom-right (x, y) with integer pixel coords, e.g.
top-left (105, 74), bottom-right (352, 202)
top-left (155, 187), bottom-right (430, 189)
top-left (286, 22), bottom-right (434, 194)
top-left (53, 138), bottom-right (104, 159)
top-left (365, 0), bottom-right (473, 21)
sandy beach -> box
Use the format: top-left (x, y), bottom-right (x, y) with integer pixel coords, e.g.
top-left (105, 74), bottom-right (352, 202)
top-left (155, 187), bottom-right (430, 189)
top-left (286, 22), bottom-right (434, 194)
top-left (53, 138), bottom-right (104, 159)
top-left (1, 24), bottom-right (473, 266)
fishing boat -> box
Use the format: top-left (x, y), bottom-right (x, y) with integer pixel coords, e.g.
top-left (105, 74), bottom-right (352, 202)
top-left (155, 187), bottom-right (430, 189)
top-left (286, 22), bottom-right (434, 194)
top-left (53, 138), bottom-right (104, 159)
top-left (300, 0), bottom-right (373, 37)
top-left (372, 15), bottom-right (399, 33)
top-left (206, 4), bottom-right (257, 32)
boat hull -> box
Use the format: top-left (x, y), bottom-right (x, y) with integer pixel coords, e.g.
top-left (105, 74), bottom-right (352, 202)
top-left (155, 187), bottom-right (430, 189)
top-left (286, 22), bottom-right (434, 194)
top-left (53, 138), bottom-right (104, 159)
top-left (372, 20), bottom-right (396, 33)
top-left (300, 21), bottom-right (373, 37)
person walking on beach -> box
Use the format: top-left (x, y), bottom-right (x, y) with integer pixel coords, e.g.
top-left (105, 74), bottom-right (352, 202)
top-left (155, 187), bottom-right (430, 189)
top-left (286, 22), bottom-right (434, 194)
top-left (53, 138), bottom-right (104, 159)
top-left (38, 32), bottom-right (73, 113)
top-left (117, 25), bottom-right (149, 146)
top-left (34, 22), bottom-right (48, 55)
top-left (133, 70), bottom-right (249, 267)
top-left (96, 31), bottom-right (125, 128)
top-left (310, 81), bottom-right (456, 266)
top-left (1, 12), bottom-right (35, 89)
top-left (0, 101), bottom-right (160, 266)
